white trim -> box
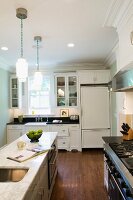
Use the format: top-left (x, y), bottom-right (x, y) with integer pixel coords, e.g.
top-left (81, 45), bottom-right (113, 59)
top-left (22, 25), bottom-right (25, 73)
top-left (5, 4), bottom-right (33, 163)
top-left (103, 0), bottom-right (124, 27)
top-left (104, 41), bottom-right (118, 67)
top-left (103, 0), bottom-right (133, 32)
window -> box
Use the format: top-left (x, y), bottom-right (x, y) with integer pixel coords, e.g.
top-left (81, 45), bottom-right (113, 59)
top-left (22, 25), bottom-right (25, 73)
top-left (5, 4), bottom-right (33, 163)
top-left (28, 74), bottom-right (54, 115)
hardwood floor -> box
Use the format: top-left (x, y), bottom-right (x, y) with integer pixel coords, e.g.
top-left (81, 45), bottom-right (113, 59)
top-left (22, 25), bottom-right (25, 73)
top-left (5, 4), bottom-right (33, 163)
top-left (51, 149), bottom-right (108, 200)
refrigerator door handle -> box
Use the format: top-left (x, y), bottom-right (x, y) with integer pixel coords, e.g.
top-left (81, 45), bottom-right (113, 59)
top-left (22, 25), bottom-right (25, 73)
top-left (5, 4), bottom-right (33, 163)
top-left (82, 128), bottom-right (110, 131)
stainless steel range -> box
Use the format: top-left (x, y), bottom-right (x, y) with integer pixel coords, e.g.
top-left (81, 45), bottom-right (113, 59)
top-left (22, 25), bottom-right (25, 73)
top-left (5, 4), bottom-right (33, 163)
top-left (104, 141), bottom-right (133, 200)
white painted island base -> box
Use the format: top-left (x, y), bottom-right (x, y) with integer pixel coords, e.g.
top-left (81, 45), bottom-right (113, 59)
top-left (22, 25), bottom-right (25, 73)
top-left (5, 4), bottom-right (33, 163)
top-left (0, 132), bottom-right (57, 200)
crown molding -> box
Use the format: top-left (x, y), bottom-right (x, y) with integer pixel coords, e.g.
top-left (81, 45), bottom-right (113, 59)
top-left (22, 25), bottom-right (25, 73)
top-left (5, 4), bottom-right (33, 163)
top-left (104, 41), bottom-right (118, 67)
top-left (103, 0), bottom-right (133, 32)
top-left (103, 0), bottom-right (123, 27)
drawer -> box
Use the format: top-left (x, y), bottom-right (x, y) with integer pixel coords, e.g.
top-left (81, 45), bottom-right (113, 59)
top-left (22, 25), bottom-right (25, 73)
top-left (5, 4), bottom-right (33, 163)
top-left (57, 136), bottom-right (69, 149)
top-left (58, 128), bottom-right (69, 136)
top-left (69, 124), bottom-right (80, 130)
top-left (51, 125), bottom-right (69, 136)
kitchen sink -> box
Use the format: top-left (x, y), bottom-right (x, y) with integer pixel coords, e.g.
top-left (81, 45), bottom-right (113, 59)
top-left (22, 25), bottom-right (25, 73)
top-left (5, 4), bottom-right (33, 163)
top-left (0, 167), bottom-right (29, 182)
top-left (25, 122), bottom-right (47, 126)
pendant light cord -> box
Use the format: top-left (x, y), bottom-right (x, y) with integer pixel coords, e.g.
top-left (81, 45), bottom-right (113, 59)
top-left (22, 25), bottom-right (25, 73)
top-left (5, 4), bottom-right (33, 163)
top-left (37, 39), bottom-right (39, 71)
top-left (21, 18), bottom-right (23, 58)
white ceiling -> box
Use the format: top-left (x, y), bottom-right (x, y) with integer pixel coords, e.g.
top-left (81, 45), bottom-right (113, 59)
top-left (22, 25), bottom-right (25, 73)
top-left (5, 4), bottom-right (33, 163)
top-left (0, 0), bottom-right (118, 72)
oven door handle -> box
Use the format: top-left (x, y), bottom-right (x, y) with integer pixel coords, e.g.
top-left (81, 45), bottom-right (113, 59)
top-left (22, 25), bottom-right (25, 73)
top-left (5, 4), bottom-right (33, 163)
top-left (111, 173), bottom-right (127, 200)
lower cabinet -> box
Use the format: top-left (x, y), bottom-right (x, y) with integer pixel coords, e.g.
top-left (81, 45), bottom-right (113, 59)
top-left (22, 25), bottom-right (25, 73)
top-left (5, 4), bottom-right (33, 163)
top-left (6, 125), bottom-right (25, 144)
top-left (49, 124), bottom-right (70, 150)
top-left (69, 125), bottom-right (81, 151)
top-left (7, 123), bottom-right (81, 151)
top-left (57, 136), bottom-right (69, 150)
top-left (24, 158), bottom-right (48, 200)
top-left (25, 125), bottom-right (50, 133)
top-left (49, 124), bottom-right (81, 151)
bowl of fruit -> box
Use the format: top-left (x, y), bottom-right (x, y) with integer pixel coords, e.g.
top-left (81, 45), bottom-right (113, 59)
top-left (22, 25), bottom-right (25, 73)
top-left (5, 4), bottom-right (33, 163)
top-left (26, 129), bottom-right (43, 142)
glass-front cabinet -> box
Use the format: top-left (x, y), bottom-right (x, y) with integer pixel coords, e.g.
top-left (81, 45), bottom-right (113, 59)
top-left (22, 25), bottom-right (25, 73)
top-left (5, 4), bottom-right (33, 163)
top-left (10, 76), bottom-right (22, 108)
top-left (55, 74), bottom-right (78, 107)
top-left (68, 76), bottom-right (77, 106)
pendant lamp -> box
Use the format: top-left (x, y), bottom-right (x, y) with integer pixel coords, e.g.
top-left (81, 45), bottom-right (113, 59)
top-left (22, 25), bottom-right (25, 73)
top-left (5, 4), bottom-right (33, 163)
top-left (16, 8), bottom-right (28, 82)
top-left (34, 36), bottom-right (43, 90)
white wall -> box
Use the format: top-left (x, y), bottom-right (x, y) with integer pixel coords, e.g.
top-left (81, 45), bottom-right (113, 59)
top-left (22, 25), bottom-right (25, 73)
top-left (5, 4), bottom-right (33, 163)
top-left (0, 69), bottom-right (14, 147)
top-left (105, 1), bottom-right (133, 135)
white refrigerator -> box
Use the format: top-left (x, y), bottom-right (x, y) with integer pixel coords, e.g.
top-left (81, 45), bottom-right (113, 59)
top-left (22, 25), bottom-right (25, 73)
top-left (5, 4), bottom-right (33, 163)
top-left (81, 86), bottom-right (110, 148)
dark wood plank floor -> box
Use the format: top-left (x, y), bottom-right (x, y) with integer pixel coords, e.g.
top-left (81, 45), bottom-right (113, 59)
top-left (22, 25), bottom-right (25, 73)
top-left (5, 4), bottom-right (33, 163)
top-left (51, 149), bottom-right (108, 200)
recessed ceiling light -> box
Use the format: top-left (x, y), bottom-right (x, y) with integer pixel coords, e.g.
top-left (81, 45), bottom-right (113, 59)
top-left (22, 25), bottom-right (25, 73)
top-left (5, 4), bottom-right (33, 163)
top-left (1, 47), bottom-right (8, 51)
top-left (67, 43), bottom-right (75, 47)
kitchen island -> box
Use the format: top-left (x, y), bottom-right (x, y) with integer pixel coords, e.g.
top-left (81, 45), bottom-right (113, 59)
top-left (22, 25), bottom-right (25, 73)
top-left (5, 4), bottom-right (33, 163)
top-left (0, 132), bottom-right (57, 200)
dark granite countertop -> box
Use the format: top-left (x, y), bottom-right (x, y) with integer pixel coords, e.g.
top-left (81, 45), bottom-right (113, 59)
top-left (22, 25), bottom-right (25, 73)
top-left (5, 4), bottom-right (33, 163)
top-left (7, 121), bottom-right (79, 125)
top-left (7, 122), bottom-right (25, 125)
top-left (46, 121), bottom-right (79, 125)
top-left (7, 116), bottom-right (80, 125)
top-left (102, 136), bottom-right (123, 143)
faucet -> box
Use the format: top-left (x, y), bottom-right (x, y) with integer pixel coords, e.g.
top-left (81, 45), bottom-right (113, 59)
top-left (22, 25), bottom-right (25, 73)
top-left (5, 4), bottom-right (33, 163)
top-left (35, 116), bottom-right (43, 122)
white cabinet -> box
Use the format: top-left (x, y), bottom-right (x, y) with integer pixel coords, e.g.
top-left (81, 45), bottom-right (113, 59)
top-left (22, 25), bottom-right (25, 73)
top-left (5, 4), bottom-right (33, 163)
top-left (78, 70), bottom-right (110, 84)
top-left (10, 76), bottom-right (22, 108)
top-left (49, 124), bottom-right (81, 151)
top-left (69, 125), bottom-right (81, 151)
top-left (7, 125), bottom-right (25, 144)
top-left (82, 129), bottom-right (110, 148)
top-left (25, 124), bottom-right (50, 133)
top-left (24, 158), bottom-right (48, 200)
top-left (49, 124), bottom-right (69, 150)
top-left (55, 73), bottom-right (78, 107)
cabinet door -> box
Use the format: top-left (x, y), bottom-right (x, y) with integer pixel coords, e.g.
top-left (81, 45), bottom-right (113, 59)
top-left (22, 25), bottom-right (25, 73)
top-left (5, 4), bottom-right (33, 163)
top-left (56, 76), bottom-right (66, 106)
top-left (10, 77), bottom-right (22, 108)
top-left (78, 70), bottom-right (110, 84)
top-left (68, 76), bottom-right (77, 107)
top-left (55, 74), bottom-right (78, 107)
top-left (82, 129), bottom-right (110, 148)
top-left (10, 78), bottom-right (19, 108)
top-left (69, 129), bottom-right (81, 151)
top-left (7, 125), bottom-right (24, 144)
top-left (7, 130), bottom-right (22, 144)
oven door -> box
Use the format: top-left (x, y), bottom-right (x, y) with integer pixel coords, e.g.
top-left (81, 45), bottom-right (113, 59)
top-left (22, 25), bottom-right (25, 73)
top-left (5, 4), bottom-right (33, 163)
top-left (108, 169), bottom-right (126, 200)
top-left (106, 160), bottom-right (128, 200)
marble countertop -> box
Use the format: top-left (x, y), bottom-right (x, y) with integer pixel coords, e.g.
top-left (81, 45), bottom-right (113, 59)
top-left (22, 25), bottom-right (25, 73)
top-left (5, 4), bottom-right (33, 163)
top-left (0, 132), bottom-right (57, 200)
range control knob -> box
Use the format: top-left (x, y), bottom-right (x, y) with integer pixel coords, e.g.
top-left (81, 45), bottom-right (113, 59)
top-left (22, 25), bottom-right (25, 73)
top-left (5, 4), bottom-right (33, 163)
top-left (114, 172), bottom-right (120, 178)
top-left (121, 181), bottom-right (127, 188)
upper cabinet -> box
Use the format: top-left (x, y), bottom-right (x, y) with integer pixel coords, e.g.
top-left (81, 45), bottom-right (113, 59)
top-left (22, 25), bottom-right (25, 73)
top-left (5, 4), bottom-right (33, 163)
top-left (78, 70), bottom-right (111, 84)
top-left (55, 74), bottom-right (78, 107)
top-left (10, 76), bottom-right (22, 108)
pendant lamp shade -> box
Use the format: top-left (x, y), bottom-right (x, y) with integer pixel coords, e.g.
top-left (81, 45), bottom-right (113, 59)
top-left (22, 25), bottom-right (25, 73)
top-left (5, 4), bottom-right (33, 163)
top-left (16, 8), bottom-right (28, 82)
top-left (16, 58), bottom-right (28, 82)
